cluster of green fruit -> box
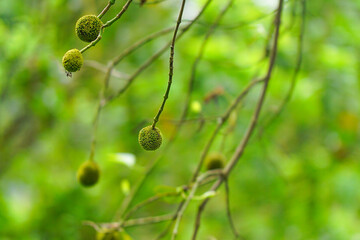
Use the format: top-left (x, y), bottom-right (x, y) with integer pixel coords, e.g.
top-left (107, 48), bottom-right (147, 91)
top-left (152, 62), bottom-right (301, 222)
top-left (76, 125), bottom-right (163, 188)
top-left (62, 15), bottom-right (103, 73)
top-left (63, 14), bottom-right (223, 188)
top-left (62, 15), bottom-right (165, 188)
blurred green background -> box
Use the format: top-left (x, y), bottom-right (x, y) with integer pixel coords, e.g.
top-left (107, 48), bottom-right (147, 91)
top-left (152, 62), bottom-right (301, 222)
top-left (1, 0), bottom-right (360, 239)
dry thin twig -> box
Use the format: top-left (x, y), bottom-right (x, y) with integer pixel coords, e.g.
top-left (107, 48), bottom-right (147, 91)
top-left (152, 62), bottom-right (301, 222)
top-left (224, 178), bottom-right (241, 239)
top-left (191, 77), bottom-right (263, 182)
top-left (258, 0), bottom-right (306, 135)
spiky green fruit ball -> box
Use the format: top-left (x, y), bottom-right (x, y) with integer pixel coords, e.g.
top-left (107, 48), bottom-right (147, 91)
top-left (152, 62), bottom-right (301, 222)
top-left (205, 153), bottom-right (225, 170)
top-left (138, 125), bottom-right (162, 151)
top-left (75, 15), bottom-right (103, 42)
top-left (62, 49), bottom-right (83, 72)
top-left (77, 160), bottom-right (100, 187)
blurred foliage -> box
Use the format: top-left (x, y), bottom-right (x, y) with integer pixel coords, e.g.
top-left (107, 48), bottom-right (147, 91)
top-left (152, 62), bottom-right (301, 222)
top-left (0, 0), bottom-right (360, 239)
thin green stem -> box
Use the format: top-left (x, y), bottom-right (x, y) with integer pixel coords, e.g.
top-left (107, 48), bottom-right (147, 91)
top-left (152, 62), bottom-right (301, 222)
top-left (103, 0), bottom-right (133, 28)
top-left (80, 28), bottom-right (104, 54)
top-left (98, 0), bottom-right (116, 19)
top-left (151, 0), bottom-right (187, 129)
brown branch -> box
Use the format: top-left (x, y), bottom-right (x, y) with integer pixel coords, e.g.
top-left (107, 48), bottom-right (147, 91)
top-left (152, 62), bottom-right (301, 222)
top-left (191, 0), bottom-right (284, 238)
top-left (224, 178), bottom-right (242, 239)
top-left (191, 77), bottom-right (264, 182)
top-left (258, 0), bottom-right (306, 136)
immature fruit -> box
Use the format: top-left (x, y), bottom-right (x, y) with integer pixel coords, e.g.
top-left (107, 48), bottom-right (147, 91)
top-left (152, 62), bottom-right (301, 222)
top-left (138, 125), bottom-right (162, 151)
top-left (205, 153), bottom-right (225, 170)
top-left (77, 161), bottom-right (100, 187)
top-left (75, 15), bottom-right (103, 42)
top-left (62, 49), bottom-right (83, 72)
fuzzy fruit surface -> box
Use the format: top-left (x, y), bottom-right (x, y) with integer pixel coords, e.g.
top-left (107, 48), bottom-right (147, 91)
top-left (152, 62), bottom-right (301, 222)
top-left (75, 15), bottom-right (103, 42)
top-left (77, 161), bottom-right (100, 187)
top-left (62, 49), bottom-right (83, 72)
top-left (205, 153), bottom-right (225, 170)
top-left (138, 126), bottom-right (162, 151)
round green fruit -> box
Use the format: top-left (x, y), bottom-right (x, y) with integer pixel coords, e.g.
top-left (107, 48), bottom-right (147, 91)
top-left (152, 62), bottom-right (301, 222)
top-left (205, 153), bottom-right (225, 170)
top-left (62, 49), bottom-right (83, 72)
top-left (77, 160), bottom-right (100, 187)
top-left (75, 15), bottom-right (103, 42)
top-left (138, 125), bottom-right (162, 151)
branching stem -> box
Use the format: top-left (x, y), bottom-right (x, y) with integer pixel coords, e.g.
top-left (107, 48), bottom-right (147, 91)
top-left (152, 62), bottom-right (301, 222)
top-left (191, 0), bottom-right (284, 238)
top-left (81, 0), bottom-right (133, 54)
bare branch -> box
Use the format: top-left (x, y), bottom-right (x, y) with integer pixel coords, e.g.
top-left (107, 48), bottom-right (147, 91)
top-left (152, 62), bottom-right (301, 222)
top-left (258, 0), bottom-right (306, 135)
top-left (191, 77), bottom-right (263, 182)
top-left (191, 0), bottom-right (284, 238)
top-left (224, 178), bottom-right (241, 239)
